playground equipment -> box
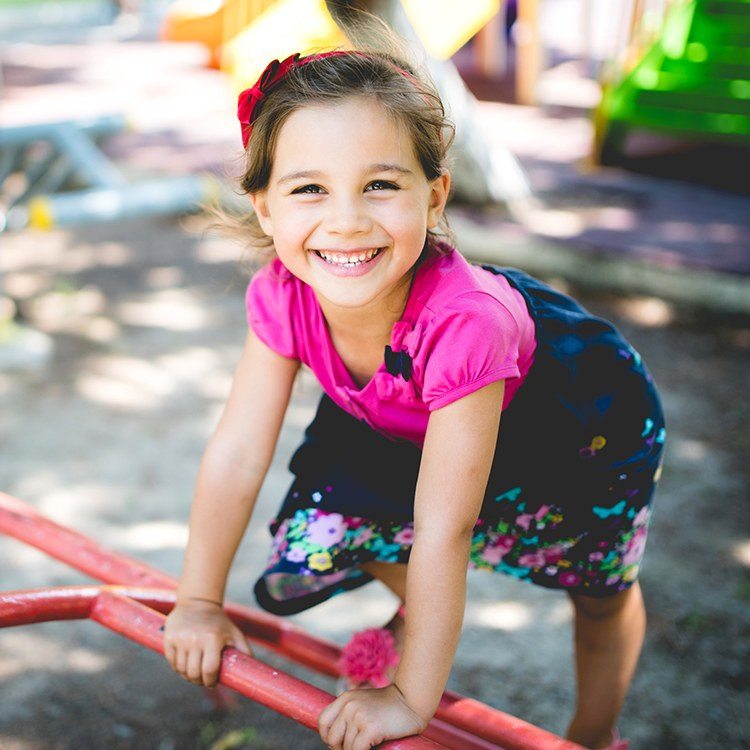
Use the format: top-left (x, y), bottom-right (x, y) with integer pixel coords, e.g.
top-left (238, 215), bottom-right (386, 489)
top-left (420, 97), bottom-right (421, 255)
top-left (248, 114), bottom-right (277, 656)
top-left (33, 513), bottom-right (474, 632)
top-left (595, 0), bottom-right (750, 163)
top-left (163, 0), bottom-right (500, 81)
top-left (0, 115), bottom-right (217, 232)
top-left (0, 491), bottom-right (586, 750)
top-left (162, 0), bottom-right (533, 208)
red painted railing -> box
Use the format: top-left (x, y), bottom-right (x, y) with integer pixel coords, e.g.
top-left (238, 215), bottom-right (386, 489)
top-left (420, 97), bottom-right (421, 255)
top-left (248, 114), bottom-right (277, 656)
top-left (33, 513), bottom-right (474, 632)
top-left (0, 491), bottom-right (585, 750)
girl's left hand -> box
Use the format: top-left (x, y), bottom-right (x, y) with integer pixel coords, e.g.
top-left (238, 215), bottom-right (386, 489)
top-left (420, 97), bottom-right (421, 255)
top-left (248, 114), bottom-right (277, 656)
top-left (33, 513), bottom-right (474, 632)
top-left (318, 683), bottom-right (429, 750)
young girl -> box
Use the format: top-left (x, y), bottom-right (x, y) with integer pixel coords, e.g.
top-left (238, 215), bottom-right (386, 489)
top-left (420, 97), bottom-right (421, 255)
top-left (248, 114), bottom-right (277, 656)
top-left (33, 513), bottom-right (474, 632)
top-left (163, 44), bottom-right (666, 750)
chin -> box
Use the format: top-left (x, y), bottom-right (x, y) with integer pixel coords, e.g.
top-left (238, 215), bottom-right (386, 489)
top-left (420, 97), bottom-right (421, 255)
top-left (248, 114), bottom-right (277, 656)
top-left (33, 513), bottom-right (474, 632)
top-left (317, 287), bottom-right (380, 309)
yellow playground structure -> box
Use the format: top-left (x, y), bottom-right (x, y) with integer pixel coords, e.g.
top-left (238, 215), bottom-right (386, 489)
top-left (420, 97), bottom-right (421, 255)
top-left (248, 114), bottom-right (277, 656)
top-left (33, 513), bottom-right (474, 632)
top-left (162, 0), bottom-right (500, 89)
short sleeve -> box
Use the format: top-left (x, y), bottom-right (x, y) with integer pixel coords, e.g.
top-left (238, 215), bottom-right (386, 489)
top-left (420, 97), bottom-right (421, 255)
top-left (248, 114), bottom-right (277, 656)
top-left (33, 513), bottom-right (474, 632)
top-left (421, 294), bottom-right (522, 411)
top-left (245, 260), bottom-right (298, 359)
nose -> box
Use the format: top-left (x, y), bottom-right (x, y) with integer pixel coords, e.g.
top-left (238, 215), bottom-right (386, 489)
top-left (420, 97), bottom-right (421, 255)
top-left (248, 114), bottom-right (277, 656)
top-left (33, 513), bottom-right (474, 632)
top-left (324, 194), bottom-right (372, 236)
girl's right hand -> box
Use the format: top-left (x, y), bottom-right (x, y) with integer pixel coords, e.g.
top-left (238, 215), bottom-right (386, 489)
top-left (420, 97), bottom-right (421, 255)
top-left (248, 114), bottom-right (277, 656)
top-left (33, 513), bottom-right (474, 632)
top-left (163, 599), bottom-right (252, 688)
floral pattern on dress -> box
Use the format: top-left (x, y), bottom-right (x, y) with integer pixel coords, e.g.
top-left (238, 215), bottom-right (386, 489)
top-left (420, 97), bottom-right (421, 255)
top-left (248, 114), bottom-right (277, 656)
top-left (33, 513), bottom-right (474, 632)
top-left (261, 406), bottom-right (665, 605)
top-left (262, 477), bottom-right (658, 602)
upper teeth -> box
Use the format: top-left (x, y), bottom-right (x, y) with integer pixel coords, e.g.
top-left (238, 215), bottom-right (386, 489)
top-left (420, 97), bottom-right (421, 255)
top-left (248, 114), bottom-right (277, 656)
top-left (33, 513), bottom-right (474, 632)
top-left (317, 248), bottom-right (380, 265)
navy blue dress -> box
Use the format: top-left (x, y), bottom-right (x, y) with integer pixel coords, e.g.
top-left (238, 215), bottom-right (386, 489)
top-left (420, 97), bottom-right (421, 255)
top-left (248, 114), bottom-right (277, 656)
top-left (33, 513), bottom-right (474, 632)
top-left (254, 266), bottom-right (667, 616)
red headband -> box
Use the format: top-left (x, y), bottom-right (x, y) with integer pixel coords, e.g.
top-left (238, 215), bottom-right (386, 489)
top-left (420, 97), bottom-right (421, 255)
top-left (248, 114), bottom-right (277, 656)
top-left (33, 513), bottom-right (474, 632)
top-left (237, 51), bottom-right (420, 148)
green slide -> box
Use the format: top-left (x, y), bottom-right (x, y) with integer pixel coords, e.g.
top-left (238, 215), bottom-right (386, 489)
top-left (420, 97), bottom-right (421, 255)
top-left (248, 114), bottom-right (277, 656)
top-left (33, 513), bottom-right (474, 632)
top-left (595, 0), bottom-right (750, 163)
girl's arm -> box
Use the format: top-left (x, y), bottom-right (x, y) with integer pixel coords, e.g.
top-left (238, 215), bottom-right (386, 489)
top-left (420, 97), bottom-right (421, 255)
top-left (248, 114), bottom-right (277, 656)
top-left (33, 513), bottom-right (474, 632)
top-left (318, 380), bottom-right (504, 749)
top-left (164, 328), bottom-right (299, 685)
top-left (395, 378), bottom-right (505, 720)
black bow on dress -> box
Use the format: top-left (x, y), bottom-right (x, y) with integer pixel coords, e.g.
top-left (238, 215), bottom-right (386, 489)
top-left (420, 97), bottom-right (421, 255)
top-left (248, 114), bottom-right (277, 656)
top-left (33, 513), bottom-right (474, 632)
top-left (384, 345), bottom-right (413, 382)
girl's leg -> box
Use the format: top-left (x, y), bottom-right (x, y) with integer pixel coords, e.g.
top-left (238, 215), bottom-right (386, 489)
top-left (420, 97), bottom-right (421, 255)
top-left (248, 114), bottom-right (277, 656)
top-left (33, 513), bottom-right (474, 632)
top-left (359, 560), bottom-right (408, 647)
top-left (566, 582), bottom-right (646, 749)
top-left (360, 559), bottom-right (408, 603)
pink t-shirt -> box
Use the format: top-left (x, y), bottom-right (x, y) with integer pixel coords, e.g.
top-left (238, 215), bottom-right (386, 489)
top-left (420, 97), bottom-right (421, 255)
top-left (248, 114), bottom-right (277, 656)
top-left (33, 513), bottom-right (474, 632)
top-left (245, 244), bottom-right (537, 446)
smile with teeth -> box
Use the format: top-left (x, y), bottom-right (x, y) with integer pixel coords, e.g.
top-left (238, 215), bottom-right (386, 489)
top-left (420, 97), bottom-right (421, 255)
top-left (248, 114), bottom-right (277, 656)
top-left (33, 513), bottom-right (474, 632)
top-left (314, 247), bottom-right (383, 267)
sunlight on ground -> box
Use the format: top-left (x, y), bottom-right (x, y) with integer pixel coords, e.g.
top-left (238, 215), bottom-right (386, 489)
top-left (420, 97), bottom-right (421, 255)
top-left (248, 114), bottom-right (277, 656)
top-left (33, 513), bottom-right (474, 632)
top-left (3, 273), bottom-right (49, 299)
top-left (1, 540), bottom-right (62, 569)
top-left (197, 233), bottom-right (249, 265)
top-left (29, 286), bottom-right (107, 328)
top-left (293, 582), bottom-right (401, 638)
top-left (592, 206), bottom-right (638, 231)
top-left (14, 471), bottom-right (64, 503)
top-left (612, 296), bottom-right (675, 327)
top-left (672, 438), bottom-right (708, 462)
top-left (156, 346), bottom-right (227, 397)
top-left (145, 266), bottom-right (185, 288)
top-left (731, 540), bottom-right (750, 568)
top-left (75, 346), bottom-right (233, 410)
top-left (521, 207), bottom-right (585, 238)
top-left (62, 241), bottom-right (135, 274)
top-left (36, 484), bottom-right (125, 526)
top-left (78, 316), bottom-right (121, 343)
top-left (111, 520), bottom-right (188, 551)
top-left (76, 355), bottom-right (176, 410)
top-left (0, 631), bottom-right (109, 680)
top-left (545, 598), bottom-right (574, 626)
top-left (115, 289), bottom-right (212, 331)
top-left (470, 601), bottom-right (532, 631)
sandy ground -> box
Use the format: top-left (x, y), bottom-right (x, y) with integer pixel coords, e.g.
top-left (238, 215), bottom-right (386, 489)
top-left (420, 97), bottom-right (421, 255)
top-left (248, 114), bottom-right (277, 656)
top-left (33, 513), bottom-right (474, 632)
top-left (1, 208), bottom-right (749, 750)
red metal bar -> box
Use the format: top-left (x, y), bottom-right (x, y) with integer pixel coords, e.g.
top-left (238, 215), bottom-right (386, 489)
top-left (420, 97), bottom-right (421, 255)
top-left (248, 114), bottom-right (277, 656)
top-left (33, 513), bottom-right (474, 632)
top-left (0, 587), bottom-right (445, 750)
top-left (0, 585), bottom-right (497, 750)
top-left (0, 585), bottom-right (172, 626)
top-left (0, 491), bottom-right (341, 676)
top-left (436, 694), bottom-right (584, 750)
top-left (0, 492), bottom-right (585, 749)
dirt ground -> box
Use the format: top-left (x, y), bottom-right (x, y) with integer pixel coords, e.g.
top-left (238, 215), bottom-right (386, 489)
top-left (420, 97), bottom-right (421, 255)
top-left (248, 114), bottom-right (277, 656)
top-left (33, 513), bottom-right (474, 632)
top-left (1, 206), bottom-right (749, 750)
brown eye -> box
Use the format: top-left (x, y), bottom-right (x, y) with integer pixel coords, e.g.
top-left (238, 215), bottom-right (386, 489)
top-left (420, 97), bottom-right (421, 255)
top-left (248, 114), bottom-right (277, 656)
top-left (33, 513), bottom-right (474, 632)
top-left (293, 184), bottom-right (324, 194)
top-left (366, 180), bottom-right (399, 191)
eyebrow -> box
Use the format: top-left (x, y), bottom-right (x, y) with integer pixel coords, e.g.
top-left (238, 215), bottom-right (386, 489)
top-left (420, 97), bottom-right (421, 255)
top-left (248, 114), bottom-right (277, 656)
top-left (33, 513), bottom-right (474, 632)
top-left (277, 163), bottom-right (414, 184)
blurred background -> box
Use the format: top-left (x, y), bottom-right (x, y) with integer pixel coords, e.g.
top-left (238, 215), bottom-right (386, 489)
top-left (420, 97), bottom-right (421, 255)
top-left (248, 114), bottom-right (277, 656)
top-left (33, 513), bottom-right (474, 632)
top-left (1, 1), bottom-right (749, 748)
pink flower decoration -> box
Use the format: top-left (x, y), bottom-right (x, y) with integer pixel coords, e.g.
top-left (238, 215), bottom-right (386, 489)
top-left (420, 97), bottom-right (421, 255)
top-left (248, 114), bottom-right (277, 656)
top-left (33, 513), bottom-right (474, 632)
top-left (353, 527), bottom-right (374, 547)
top-left (516, 514), bottom-right (533, 530)
top-left (534, 504), bottom-right (551, 521)
top-left (518, 552), bottom-right (546, 568)
top-left (338, 628), bottom-right (400, 688)
top-left (285, 546), bottom-right (307, 563)
top-left (393, 527), bottom-right (415, 545)
top-left (622, 528), bottom-right (648, 566)
top-left (634, 506), bottom-right (650, 527)
top-left (305, 513), bottom-right (345, 546)
top-left (542, 546), bottom-right (564, 564)
top-left (558, 571), bottom-right (582, 587)
top-left (482, 546), bottom-right (507, 565)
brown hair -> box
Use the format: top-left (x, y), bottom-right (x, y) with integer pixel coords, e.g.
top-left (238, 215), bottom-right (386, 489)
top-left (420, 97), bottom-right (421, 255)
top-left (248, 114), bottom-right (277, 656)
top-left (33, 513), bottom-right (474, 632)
top-left (219, 24), bottom-right (455, 267)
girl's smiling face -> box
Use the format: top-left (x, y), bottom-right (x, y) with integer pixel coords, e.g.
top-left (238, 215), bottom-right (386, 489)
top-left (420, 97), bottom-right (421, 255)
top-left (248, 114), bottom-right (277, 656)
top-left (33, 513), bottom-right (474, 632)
top-left (250, 96), bottom-right (450, 314)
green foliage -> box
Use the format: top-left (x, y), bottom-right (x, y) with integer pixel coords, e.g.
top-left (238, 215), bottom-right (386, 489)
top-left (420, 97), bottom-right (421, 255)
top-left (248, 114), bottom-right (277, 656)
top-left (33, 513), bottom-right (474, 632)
top-left (209, 728), bottom-right (259, 750)
top-left (198, 722), bottom-right (259, 750)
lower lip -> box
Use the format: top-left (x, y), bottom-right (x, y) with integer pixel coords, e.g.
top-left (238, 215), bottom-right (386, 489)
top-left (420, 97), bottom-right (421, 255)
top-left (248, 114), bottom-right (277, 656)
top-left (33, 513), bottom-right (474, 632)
top-left (309, 248), bottom-right (385, 277)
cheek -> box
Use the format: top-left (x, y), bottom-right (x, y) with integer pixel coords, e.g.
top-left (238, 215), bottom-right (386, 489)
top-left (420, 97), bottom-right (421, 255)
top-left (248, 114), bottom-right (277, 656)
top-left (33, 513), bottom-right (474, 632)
top-left (386, 200), bottom-right (429, 239)
top-left (376, 192), bottom-right (428, 223)
top-left (274, 209), bottom-right (316, 242)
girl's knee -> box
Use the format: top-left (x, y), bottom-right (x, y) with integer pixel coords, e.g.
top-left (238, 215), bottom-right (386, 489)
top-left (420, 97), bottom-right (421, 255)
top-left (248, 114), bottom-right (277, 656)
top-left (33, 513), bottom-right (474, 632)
top-left (568, 582), bottom-right (643, 621)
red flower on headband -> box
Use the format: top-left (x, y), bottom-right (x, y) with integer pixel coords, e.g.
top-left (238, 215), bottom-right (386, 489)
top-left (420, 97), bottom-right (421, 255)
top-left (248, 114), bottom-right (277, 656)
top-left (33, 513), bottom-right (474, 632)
top-left (238, 51), bottom-right (364, 148)
top-left (237, 53), bottom-right (301, 148)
